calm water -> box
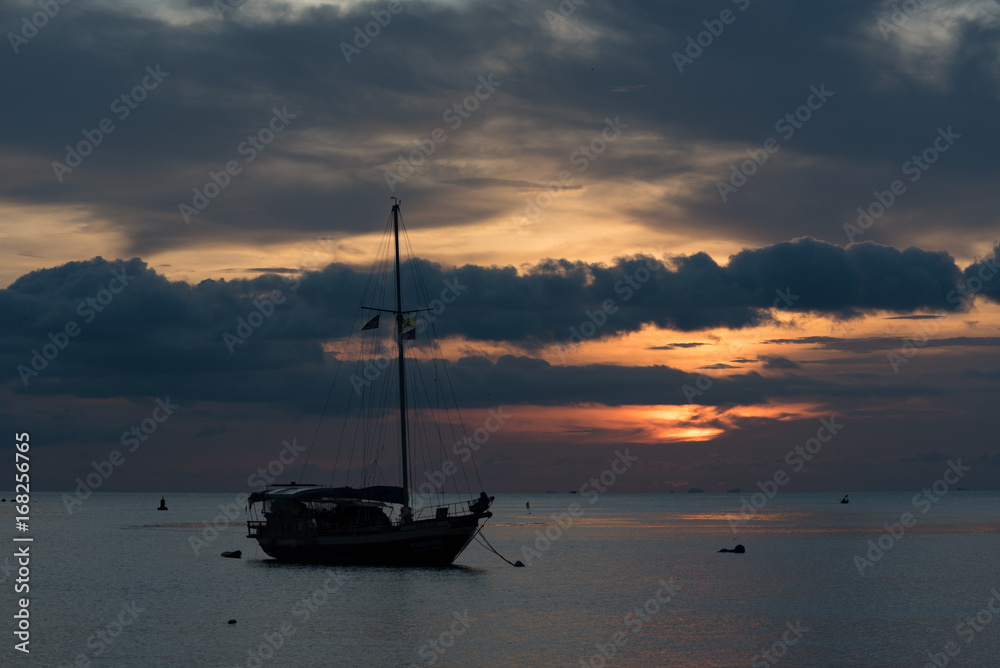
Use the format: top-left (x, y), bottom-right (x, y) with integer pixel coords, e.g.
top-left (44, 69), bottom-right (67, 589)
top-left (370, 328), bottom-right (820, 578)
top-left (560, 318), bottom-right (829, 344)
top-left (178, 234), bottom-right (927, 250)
top-left (2, 491), bottom-right (998, 667)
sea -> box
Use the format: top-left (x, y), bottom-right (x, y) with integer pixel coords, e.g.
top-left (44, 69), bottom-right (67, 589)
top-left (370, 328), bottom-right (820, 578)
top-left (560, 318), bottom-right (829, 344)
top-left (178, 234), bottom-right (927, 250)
top-left (2, 490), bottom-right (998, 667)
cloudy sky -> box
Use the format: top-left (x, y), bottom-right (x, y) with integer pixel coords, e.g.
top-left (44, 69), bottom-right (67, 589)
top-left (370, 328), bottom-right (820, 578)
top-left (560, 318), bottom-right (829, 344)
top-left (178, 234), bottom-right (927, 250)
top-left (3, 0), bottom-right (999, 495)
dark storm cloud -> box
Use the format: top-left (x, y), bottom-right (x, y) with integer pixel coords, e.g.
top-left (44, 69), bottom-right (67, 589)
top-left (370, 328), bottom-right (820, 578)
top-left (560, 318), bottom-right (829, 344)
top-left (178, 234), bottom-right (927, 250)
top-left (647, 342), bottom-right (706, 350)
top-left (2, 0), bottom-right (998, 256)
top-left (0, 237), bottom-right (986, 386)
top-left (763, 335), bottom-right (1000, 354)
top-left (760, 355), bottom-right (799, 369)
top-left (1, 238), bottom-right (994, 414)
top-left (725, 238), bottom-right (962, 315)
top-left (961, 242), bottom-right (1000, 303)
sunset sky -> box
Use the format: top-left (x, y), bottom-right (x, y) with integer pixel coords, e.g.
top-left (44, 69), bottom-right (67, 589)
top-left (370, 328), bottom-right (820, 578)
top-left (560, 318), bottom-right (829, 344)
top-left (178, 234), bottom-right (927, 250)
top-left (3, 0), bottom-right (999, 495)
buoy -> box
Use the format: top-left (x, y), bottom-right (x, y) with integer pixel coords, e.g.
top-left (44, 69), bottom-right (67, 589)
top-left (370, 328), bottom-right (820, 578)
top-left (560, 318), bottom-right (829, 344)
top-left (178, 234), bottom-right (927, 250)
top-left (157, 497), bottom-right (168, 511)
top-left (719, 544), bottom-right (746, 553)
top-left (228, 619), bottom-right (237, 625)
top-left (514, 560), bottom-right (525, 567)
top-left (221, 550), bottom-right (242, 559)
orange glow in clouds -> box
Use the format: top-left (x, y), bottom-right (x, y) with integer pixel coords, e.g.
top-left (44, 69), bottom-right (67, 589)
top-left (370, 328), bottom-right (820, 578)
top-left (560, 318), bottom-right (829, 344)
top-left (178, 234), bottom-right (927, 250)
top-left (485, 401), bottom-right (826, 446)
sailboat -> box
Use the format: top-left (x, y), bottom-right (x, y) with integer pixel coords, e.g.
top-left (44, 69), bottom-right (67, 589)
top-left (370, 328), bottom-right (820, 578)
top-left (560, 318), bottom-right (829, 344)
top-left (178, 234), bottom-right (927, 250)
top-left (246, 199), bottom-right (494, 566)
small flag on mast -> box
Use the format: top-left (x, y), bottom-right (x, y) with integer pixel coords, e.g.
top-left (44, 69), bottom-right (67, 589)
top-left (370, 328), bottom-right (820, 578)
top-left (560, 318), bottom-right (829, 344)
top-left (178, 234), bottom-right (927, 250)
top-left (401, 315), bottom-right (417, 340)
top-left (361, 315), bottom-right (380, 330)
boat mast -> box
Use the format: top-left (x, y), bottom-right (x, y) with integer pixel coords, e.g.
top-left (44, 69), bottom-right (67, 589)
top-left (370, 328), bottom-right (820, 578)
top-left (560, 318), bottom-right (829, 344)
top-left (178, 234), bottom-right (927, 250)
top-left (391, 198), bottom-right (411, 516)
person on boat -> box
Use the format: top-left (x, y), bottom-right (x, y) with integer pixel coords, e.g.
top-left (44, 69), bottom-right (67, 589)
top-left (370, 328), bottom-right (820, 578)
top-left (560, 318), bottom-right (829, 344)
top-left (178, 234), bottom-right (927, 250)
top-left (469, 492), bottom-right (491, 514)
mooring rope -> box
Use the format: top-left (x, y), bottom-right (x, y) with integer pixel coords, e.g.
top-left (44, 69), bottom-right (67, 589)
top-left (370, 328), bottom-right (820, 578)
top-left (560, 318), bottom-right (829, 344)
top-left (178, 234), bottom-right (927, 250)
top-left (472, 523), bottom-right (524, 567)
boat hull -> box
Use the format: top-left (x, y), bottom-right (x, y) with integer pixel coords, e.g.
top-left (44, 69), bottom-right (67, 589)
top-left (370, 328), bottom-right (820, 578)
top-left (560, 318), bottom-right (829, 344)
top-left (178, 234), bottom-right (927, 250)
top-left (253, 516), bottom-right (483, 567)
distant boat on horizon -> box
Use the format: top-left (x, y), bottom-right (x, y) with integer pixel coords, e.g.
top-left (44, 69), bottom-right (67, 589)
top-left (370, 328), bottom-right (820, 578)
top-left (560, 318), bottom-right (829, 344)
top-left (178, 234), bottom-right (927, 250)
top-left (246, 200), bottom-right (493, 566)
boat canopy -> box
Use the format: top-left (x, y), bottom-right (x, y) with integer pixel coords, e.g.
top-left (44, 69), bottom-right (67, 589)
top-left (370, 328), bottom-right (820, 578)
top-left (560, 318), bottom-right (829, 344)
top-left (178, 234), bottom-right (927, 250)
top-left (248, 485), bottom-right (407, 506)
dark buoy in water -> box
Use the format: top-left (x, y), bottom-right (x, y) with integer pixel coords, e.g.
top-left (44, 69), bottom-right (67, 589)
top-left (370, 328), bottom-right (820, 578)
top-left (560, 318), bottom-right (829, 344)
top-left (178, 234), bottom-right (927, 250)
top-left (514, 560), bottom-right (525, 567)
top-left (228, 619), bottom-right (237, 625)
top-left (841, 494), bottom-right (849, 504)
top-left (221, 550), bottom-right (242, 559)
top-left (719, 544), bottom-right (746, 553)
top-left (157, 496), bottom-right (168, 511)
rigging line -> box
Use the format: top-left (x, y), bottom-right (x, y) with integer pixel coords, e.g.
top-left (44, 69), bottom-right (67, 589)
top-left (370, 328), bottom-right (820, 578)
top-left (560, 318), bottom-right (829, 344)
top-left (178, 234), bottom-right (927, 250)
top-left (395, 207), bottom-right (419, 501)
top-left (368, 337), bottom-right (397, 487)
top-left (397, 218), bottom-right (451, 502)
top-left (352, 212), bottom-right (396, 488)
top-left (343, 299), bottom-right (386, 488)
top-left (360, 323), bottom-right (395, 488)
top-left (398, 213), bottom-right (480, 496)
top-left (409, 348), bottom-right (446, 504)
top-left (346, 334), bottom-right (372, 488)
top-left (427, 358), bottom-right (461, 501)
top-left (399, 211), bottom-right (450, 504)
top-left (409, 364), bottom-right (438, 505)
top-left (429, 315), bottom-right (485, 492)
top-left (472, 522), bottom-right (525, 568)
top-left (360, 333), bottom-right (380, 486)
top-left (304, 209), bottom-right (395, 485)
top-left (426, 336), bottom-right (473, 497)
